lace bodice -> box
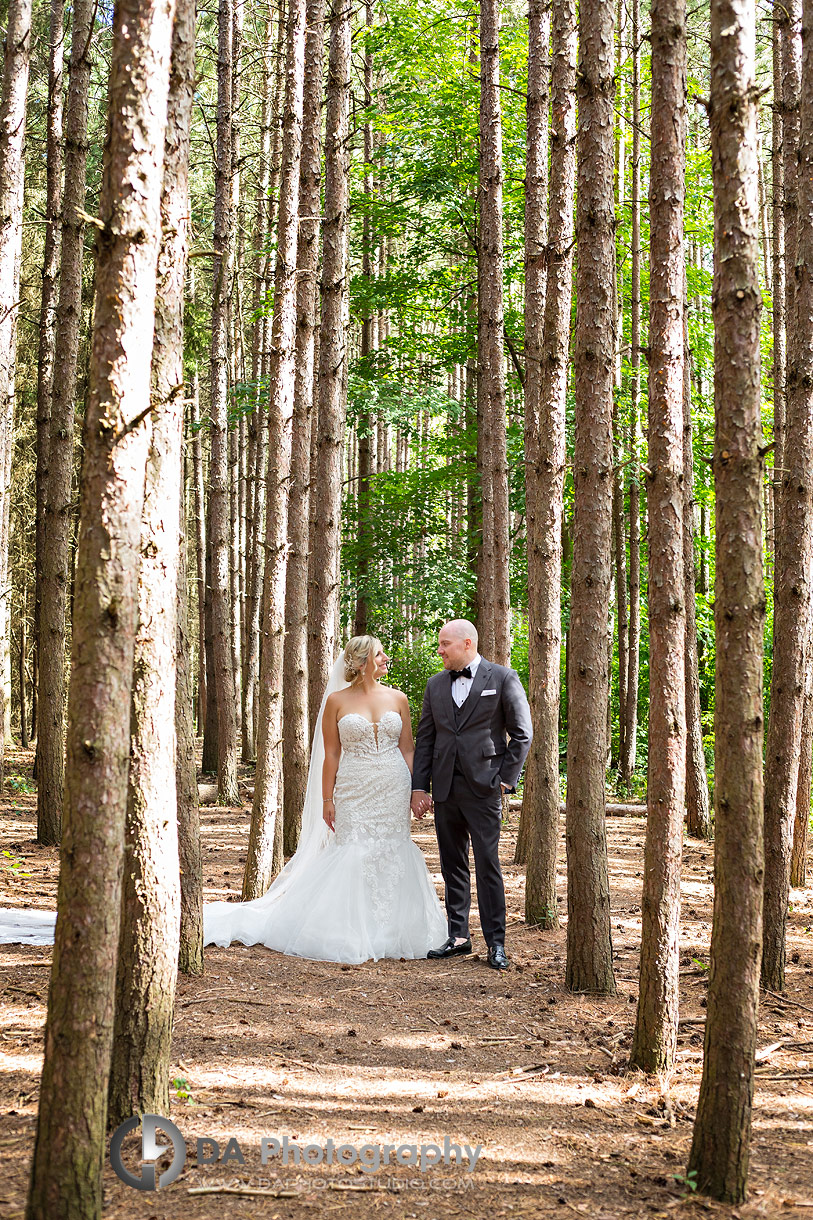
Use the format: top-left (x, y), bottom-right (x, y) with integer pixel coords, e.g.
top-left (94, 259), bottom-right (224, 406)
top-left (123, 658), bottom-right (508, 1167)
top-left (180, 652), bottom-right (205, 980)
top-left (338, 709), bottom-right (403, 756)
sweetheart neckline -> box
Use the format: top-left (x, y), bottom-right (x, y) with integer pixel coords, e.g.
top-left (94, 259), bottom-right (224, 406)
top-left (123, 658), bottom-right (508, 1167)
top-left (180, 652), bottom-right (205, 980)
top-left (338, 709), bottom-right (402, 729)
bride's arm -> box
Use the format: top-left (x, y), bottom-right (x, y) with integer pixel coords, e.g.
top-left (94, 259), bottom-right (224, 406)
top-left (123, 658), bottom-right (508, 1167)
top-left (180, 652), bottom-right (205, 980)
top-left (321, 695), bottom-right (341, 831)
top-left (396, 692), bottom-right (415, 772)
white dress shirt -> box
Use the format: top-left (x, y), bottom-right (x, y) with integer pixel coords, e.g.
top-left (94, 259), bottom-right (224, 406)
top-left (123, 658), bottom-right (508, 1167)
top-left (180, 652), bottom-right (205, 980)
top-left (451, 653), bottom-right (481, 708)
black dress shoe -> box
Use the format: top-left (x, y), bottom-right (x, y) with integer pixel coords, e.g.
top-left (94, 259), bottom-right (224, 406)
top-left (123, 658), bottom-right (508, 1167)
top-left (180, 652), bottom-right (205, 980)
top-left (487, 943), bottom-right (509, 970)
top-left (427, 936), bottom-right (472, 959)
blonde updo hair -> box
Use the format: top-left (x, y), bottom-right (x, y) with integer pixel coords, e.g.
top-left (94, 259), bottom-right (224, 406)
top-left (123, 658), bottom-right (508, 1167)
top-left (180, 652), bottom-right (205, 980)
top-left (344, 635), bottom-right (383, 684)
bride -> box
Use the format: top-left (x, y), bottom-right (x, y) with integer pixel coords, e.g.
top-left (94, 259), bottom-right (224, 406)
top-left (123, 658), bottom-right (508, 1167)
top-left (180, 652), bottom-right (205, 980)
top-left (0, 635), bottom-right (447, 965)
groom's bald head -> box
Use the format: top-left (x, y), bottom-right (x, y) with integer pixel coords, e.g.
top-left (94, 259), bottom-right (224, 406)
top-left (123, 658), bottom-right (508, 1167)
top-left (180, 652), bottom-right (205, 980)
top-left (438, 619), bottom-right (478, 669)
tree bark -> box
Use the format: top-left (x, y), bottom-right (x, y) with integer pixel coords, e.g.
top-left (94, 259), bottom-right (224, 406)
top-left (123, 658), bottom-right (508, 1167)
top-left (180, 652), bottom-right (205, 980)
top-left (207, 0), bottom-right (240, 806)
top-left (26, 0), bottom-right (175, 1211)
top-left (620, 0), bottom-right (642, 787)
top-left (630, 0), bottom-right (687, 1072)
top-left (476, 0), bottom-right (511, 667)
top-left (37, 0), bottom-right (93, 845)
top-left (242, 11), bottom-right (276, 764)
top-left (177, 477), bottom-right (204, 974)
top-left (762, 0), bottom-right (813, 993)
top-left (772, 3), bottom-right (786, 550)
top-left (309, 0), bottom-right (350, 717)
top-left (33, 0), bottom-right (65, 757)
top-left (0, 0), bottom-right (31, 776)
top-left (515, 0), bottom-right (549, 872)
top-left (684, 287), bottom-right (713, 840)
top-left (791, 626), bottom-right (813, 887)
top-left (564, 0), bottom-right (617, 997)
top-left (521, 0), bottom-right (575, 931)
top-left (687, 0), bottom-right (765, 1201)
top-left (108, 0), bottom-right (193, 1125)
top-left (283, 0), bottom-right (324, 855)
top-left (243, 0), bottom-right (307, 899)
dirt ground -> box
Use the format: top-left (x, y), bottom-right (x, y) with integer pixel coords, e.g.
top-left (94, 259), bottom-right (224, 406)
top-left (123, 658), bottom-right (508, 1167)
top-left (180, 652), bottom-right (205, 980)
top-left (1, 745), bottom-right (813, 1220)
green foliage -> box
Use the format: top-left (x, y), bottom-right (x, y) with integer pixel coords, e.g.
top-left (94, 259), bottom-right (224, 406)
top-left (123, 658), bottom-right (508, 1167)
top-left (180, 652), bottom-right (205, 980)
top-left (1, 849), bottom-right (31, 878)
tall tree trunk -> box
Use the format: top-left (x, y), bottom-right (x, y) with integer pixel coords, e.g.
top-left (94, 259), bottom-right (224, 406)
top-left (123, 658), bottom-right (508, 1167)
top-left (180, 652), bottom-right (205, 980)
top-left (515, 0), bottom-right (549, 871)
top-left (687, 0), bottom-right (765, 1200)
top-left (37, 0), bottom-right (93, 845)
top-left (762, 0), bottom-right (813, 993)
top-left (0, 0), bottom-right (31, 778)
top-left (283, 0), bottom-right (324, 855)
top-left (242, 12), bottom-right (275, 764)
top-left (33, 0), bottom-right (65, 755)
top-left (26, 0), bottom-right (175, 1211)
top-left (309, 0), bottom-right (350, 716)
top-left (772, 3), bottom-right (786, 549)
top-left (477, 0), bottom-right (511, 666)
top-left (108, 0), bottom-right (193, 1124)
top-left (630, 0), bottom-right (687, 1072)
top-left (207, 0), bottom-right (239, 805)
top-left (791, 627), bottom-right (813, 886)
top-left (781, 0), bottom-right (801, 481)
top-left (177, 478), bottom-right (203, 974)
top-left (620, 0), bottom-right (642, 787)
top-left (564, 0), bottom-right (617, 997)
top-left (612, 0), bottom-right (628, 769)
top-left (684, 284), bottom-right (713, 840)
top-left (521, 0), bottom-right (575, 930)
top-left (242, 0), bottom-right (307, 900)
top-left (354, 0), bottom-right (375, 637)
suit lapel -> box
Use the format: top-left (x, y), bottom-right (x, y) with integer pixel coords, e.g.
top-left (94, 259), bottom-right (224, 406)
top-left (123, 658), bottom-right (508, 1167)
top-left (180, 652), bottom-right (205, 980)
top-left (437, 667), bottom-right (456, 725)
top-left (456, 660), bottom-right (492, 731)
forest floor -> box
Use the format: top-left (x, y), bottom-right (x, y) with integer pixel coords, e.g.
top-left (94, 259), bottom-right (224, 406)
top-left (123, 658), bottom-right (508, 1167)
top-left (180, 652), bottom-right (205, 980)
top-left (1, 746), bottom-right (813, 1220)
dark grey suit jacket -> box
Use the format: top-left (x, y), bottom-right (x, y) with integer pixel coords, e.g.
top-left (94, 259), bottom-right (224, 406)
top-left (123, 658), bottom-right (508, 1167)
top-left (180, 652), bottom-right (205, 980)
top-left (412, 659), bottom-right (533, 804)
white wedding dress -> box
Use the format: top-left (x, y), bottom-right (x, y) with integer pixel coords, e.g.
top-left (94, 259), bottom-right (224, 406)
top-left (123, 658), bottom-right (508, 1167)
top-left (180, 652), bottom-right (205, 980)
top-left (0, 666), bottom-right (447, 965)
top-left (204, 709), bottom-right (446, 962)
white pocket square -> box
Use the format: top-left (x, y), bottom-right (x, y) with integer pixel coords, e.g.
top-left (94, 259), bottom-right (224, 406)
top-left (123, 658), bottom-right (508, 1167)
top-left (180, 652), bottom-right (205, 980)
top-left (481, 689), bottom-right (497, 696)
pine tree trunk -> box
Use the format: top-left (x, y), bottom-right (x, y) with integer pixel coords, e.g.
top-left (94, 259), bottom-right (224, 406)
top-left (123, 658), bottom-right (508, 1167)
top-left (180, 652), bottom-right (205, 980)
top-left (772, 4), bottom-right (785, 547)
top-left (309, 0), bottom-right (350, 713)
top-left (791, 629), bottom-right (813, 887)
top-left (26, 0), bottom-right (175, 1210)
top-left (243, 0), bottom-right (307, 900)
top-left (515, 0), bottom-right (549, 871)
top-left (208, 0), bottom-right (240, 806)
top-left (0, 0), bottom-right (31, 778)
top-left (37, 0), bottom-right (93, 844)
top-left (477, 0), bottom-right (510, 666)
top-left (620, 0), bottom-right (642, 787)
top-left (564, 0), bottom-right (617, 997)
top-left (630, 0), bottom-right (687, 1072)
top-left (354, 0), bottom-right (375, 637)
top-left (522, 0), bottom-right (575, 930)
top-left (684, 287), bottom-right (712, 840)
top-left (177, 480), bottom-right (204, 974)
top-left (781, 0), bottom-right (801, 466)
top-left (108, 0), bottom-right (194, 1123)
top-left (33, 0), bottom-right (65, 756)
top-left (283, 0), bottom-right (324, 855)
top-left (762, 0), bottom-right (813, 993)
top-left (687, 0), bottom-right (765, 1200)
top-left (242, 12), bottom-right (275, 764)
top-left (612, 0), bottom-right (628, 768)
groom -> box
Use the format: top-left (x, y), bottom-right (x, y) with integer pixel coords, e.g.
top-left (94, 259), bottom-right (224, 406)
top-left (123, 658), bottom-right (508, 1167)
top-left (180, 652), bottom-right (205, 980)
top-left (411, 619), bottom-right (532, 970)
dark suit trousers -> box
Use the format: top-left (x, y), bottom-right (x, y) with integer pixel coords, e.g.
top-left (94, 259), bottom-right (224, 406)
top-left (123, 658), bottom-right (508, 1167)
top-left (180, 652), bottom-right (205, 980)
top-left (433, 772), bottom-right (506, 946)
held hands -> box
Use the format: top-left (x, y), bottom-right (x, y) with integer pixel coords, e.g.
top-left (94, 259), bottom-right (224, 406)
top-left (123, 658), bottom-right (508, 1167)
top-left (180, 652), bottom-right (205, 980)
top-left (323, 798), bottom-right (336, 832)
top-left (411, 790), bottom-right (433, 819)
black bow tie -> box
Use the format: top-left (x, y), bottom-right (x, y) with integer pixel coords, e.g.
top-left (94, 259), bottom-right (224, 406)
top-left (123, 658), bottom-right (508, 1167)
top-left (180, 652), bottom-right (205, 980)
top-left (449, 666), bottom-right (473, 681)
